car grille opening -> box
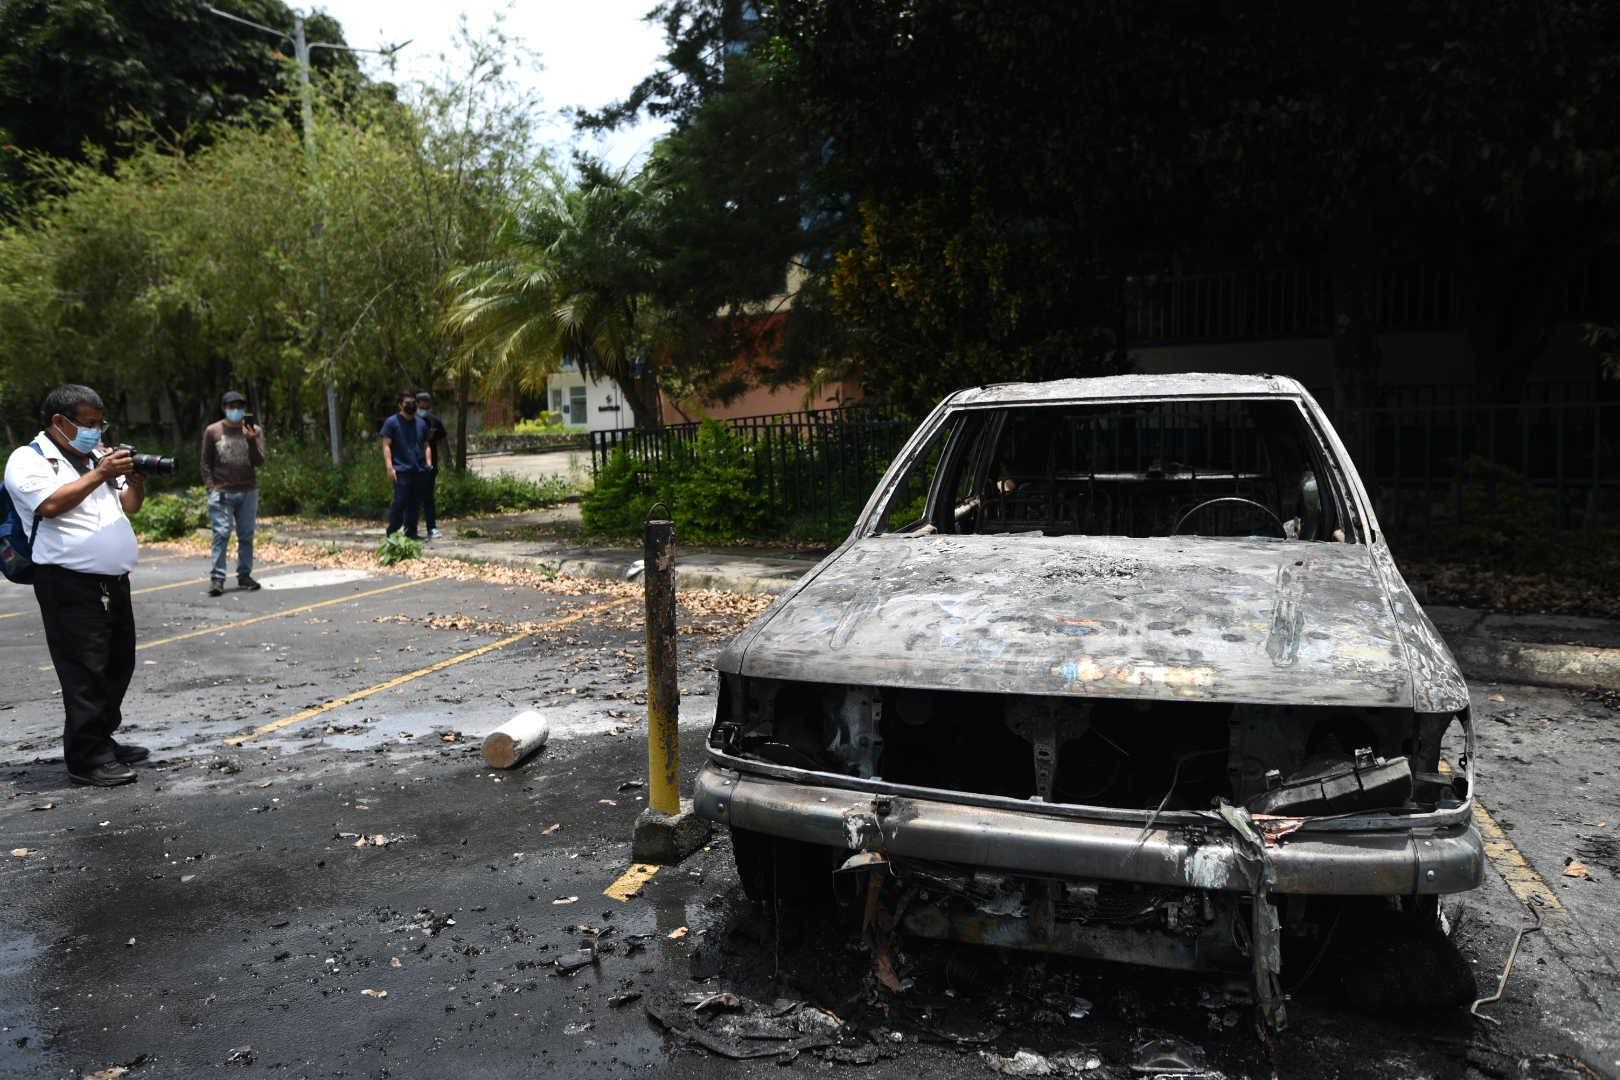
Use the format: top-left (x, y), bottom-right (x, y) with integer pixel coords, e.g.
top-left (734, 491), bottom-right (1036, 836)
top-left (715, 676), bottom-right (1465, 816)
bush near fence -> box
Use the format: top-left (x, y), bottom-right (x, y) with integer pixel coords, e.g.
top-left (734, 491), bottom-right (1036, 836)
top-left (257, 448), bottom-right (573, 520)
top-left (583, 411), bottom-right (912, 542)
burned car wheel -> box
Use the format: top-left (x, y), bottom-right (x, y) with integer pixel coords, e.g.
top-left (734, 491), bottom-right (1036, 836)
top-left (695, 374), bottom-right (1487, 1028)
top-left (729, 827), bottom-right (847, 913)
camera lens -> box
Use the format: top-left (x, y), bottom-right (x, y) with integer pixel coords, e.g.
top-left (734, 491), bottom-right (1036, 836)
top-left (132, 453), bottom-right (176, 476)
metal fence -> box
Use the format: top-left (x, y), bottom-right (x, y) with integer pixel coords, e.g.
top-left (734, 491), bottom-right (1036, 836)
top-left (589, 407), bottom-right (915, 535)
top-left (1340, 400), bottom-right (1620, 532)
top-left (590, 398), bottom-right (1620, 536)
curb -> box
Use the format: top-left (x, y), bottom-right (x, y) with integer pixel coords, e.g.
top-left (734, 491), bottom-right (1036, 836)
top-left (1448, 635), bottom-right (1620, 693)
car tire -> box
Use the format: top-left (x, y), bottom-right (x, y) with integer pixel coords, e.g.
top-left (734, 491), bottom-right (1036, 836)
top-left (729, 827), bottom-right (846, 914)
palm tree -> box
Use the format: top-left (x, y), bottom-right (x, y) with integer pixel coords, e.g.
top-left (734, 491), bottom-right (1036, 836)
top-left (440, 167), bottom-right (667, 428)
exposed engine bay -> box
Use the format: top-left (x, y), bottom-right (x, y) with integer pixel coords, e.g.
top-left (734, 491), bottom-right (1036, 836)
top-left (712, 674), bottom-right (1469, 818)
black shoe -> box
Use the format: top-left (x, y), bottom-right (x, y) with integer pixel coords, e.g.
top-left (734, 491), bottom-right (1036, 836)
top-left (69, 761), bottom-right (137, 787)
top-left (403, 534), bottom-right (425, 541)
top-left (237, 575), bottom-right (261, 591)
top-left (208, 580), bottom-right (225, 597)
top-left (112, 743), bottom-right (150, 764)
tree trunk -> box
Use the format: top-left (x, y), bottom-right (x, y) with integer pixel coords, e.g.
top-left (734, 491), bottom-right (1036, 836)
top-left (613, 372), bottom-right (660, 429)
top-left (454, 368), bottom-right (472, 473)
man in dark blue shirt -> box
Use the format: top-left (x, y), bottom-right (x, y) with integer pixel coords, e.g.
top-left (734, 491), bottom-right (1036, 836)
top-left (380, 391), bottom-right (432, 540)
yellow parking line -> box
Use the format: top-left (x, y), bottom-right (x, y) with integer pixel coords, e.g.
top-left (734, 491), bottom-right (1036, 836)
top-left (1441, 759), bottom-right (1564, 912)
top-left (226, 597), bottom-right (633, 745)
top-left (139, 576), bottom-right (439, 651)
top-left (605, 864), bottom-right (660, 901)
top-left (0, 576), bottom-right (212, 621)
top-left (1472, 799), bottom-right (1565, 912)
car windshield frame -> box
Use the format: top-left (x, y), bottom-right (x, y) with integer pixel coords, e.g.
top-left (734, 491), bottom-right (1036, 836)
top-left (859, 393), bottom-right (1366, 543)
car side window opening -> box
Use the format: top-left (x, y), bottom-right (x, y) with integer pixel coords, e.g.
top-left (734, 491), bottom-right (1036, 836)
top-left (876, 399), bottom-right (1351, 541)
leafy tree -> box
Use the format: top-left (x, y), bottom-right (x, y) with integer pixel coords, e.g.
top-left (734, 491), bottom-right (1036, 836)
top-left (440, 166), bottom-right (670, 428)
top-left (595, 1), bottom-right (1620, 413)
top-left (0, 0), bottom-right (358, 214)
top-left (0, 27), bottom-right (539, 458)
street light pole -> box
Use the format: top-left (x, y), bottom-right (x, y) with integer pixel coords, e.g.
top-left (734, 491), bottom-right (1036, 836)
top-left (205, 6), bottom-right (407, 467)
top-left (288, 15), bottom-right (342, 466)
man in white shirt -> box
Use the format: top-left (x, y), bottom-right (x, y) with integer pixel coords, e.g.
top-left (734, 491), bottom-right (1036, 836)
top-left (3, 384), bottom-right (147, 787)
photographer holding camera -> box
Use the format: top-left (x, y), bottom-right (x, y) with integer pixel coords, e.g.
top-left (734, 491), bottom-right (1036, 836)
top-left (2, 384), bottom-right (149, 787)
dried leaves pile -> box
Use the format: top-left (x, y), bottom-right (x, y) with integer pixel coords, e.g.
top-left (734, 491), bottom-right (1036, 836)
top-left (149, 536), bottom-right (775, 638)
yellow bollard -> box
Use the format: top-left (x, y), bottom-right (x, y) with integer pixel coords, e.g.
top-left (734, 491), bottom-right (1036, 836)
top-left (644, 516), bottom-right (680, 816)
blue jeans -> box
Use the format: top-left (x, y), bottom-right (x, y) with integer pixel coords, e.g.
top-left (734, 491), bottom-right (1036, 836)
top-left (209, 489), bottom-right (258, 581)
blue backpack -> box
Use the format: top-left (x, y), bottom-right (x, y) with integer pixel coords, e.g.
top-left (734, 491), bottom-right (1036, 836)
top-left (0, 442), bottom-right (46, 584)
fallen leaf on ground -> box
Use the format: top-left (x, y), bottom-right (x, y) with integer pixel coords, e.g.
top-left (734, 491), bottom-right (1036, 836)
top-left (552, 896), bottom-right (579, 905)
top-left (1563, 859), bottom-right (1593, 879)
top-left (667, 926), bottom-right (689, 940)
top-left (10, 848), bottom-right (30, 857)
top-left (85, 1068), bottom-right (128, 1080)
top-left (30, 803), bottom-right (53, 811)
top-left (1488, 693), bottom-right (1506, 703)
top-left (542, 823), bottom-right (561, 835)
top-left (360, 988), bottom-right (388, 998)
top-left (256, 780), bottom-right (274, 789)
top-left (598, 799), bottom-right (617, 807)
top-left (389, 957), bottom-right (402, 968)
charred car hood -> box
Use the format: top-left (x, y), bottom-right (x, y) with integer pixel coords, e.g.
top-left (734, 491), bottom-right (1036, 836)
top-left (733, 535), bottom-right (1460, 710)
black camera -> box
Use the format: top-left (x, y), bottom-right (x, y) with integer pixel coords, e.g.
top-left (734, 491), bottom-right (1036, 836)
top-left (112, 444), bottom-right (176, 476)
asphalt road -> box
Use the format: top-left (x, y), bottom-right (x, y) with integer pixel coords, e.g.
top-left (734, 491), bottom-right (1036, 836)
top-left (0, 551), bottom-right (1615, 1079)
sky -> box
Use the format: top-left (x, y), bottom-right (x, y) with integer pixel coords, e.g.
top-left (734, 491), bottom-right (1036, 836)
top-left (309, 0), bottom-right (672, 169)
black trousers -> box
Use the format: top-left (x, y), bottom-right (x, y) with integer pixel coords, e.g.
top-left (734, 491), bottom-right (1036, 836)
top-left (423, 466), bottom-right (440, 532)
top-left (386, 472), bottom-right (431, 538)
top-left (33, 565), bottom-right (136, 773)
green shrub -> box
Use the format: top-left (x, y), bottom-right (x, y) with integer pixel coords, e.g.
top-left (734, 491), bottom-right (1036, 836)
top-left (377, 532), bottom-right (423, 565)
top-left (130, 487), bottom-right (208, 540)
top-left (512, 412), bottom-right (570, 434)
top-left (670, 420), bottom-right (770, 542)
top-left (435, 470), bottom-right (572, 517)
top-left (580, 448), bottom-right (658, 536)
top-left (257, 444), bottom-right (570, 519)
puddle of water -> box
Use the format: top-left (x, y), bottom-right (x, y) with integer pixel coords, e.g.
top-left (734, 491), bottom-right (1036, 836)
top-left (0, 932), bottom-right (42, 980)
top-left (259, 569), bottom-right (374, 591)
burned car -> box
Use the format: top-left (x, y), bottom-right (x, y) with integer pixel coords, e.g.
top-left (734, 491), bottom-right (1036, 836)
top-left (694, 374), bottom-right (1482, 1024)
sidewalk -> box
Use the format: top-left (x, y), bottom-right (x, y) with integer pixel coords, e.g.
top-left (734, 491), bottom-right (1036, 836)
top-left (270, 508), bottom-right (1620, 692)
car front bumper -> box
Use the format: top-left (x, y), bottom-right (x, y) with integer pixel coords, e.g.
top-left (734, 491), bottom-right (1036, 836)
top-left (695, 762), bottom-right (1484, 896)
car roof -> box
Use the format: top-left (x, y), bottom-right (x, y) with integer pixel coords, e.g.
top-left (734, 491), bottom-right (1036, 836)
top-left (947, 372), bottom-right (1311, 406)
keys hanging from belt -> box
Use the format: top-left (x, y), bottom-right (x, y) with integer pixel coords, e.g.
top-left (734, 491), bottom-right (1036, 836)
top-left (99, 583), bottom-right (110, 613)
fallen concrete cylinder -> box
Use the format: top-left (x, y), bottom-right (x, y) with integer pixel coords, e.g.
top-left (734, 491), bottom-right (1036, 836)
top-left (483, 710), bottom-right (550, 769)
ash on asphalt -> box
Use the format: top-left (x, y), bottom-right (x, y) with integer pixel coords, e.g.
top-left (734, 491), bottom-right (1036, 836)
top-left (1, 552), bottom-right (1617, 1078)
